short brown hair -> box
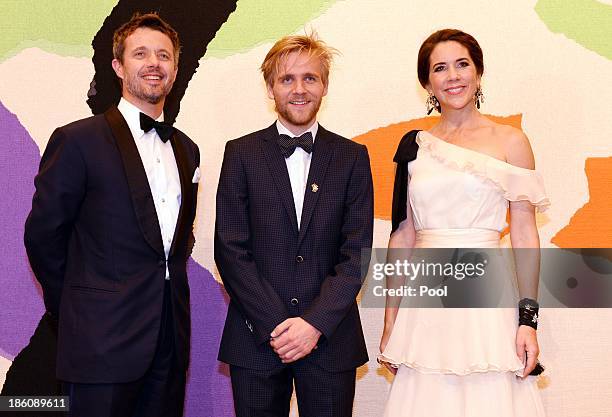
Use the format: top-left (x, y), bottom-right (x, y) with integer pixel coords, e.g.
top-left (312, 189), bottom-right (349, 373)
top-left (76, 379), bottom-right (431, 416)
top-left (261, 33), bottom-right (338, 87)
top-left (417, 29), bottom-right (484, 88)
top-left (113, 12), bottom-right (180, 66)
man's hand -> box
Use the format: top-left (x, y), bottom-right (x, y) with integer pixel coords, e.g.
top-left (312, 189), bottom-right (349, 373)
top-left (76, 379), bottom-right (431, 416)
top-left (270, 317), bottom-right (322, 363)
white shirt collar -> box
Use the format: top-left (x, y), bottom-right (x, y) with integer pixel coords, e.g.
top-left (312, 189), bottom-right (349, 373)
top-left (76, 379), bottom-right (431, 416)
top-left (275, 120), bottom-right (318, 143)
top-left (117, 98), bottom-right (164, 140)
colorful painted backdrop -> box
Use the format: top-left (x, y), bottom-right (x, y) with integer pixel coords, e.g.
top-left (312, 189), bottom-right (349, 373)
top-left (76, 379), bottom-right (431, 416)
top-left (1, 0), bottom-right (611, 416)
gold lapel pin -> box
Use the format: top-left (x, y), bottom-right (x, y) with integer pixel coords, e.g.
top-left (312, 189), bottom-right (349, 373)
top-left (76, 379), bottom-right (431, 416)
top-left (311, 183), bottom-right (319, 193)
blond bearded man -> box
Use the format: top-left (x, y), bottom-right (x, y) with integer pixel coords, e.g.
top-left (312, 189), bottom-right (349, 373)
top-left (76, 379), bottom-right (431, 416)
top-left (215, 34), bottom-right (374, 417)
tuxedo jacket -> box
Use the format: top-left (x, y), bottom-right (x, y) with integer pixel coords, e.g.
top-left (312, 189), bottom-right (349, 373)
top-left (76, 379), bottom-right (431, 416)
top-left (215, 123), bottom-right (373, 372)
top-left (24, 106), bottom-right (200, 383)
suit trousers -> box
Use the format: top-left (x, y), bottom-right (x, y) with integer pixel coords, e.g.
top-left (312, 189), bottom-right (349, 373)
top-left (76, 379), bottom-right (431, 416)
top-left (63, 281), bottom-right (186, 417)
top-left (230, 361), bottom-right (356, 417)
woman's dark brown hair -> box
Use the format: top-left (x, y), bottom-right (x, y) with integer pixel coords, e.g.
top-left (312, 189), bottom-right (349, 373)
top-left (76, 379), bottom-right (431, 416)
top-left (417, 29), bottom-right (484, 88)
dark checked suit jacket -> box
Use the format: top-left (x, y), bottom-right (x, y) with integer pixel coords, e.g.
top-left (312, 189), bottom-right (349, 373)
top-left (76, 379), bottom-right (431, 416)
top-left (215, 123), bottom-right (373, 372)
top-left (24, 106), bottom-right (200, 383)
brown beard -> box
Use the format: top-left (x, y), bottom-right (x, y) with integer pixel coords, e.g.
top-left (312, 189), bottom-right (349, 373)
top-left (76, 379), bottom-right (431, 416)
top-left (276, 96), bottom-right (323, 128)
top-left (124, 71), bottom-right (173, 105)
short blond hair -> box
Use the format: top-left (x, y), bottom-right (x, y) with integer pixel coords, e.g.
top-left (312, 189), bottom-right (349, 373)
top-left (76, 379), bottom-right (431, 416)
top-left (260, 33), bottom-right (338, 87)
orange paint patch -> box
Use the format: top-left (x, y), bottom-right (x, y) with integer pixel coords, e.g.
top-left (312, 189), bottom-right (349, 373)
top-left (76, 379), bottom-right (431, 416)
top-left (352, 114), bottom-right (523, 220)
top-left (552, 157), bottom-right (612, 248)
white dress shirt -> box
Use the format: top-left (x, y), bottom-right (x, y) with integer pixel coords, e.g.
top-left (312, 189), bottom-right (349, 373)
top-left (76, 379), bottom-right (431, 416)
top-left (117, 98), bottom-right (181, 279)
top-left (275, 120), bottom-right (318, 229)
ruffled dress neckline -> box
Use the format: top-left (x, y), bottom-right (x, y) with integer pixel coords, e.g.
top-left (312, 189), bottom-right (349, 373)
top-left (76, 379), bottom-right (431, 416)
top-left (416, 131), bottom-right (551, 212)
top-left (421, 130), bottom-right (535, 172)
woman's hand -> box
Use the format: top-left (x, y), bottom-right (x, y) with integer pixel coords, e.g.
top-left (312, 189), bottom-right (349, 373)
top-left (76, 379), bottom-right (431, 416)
top-left (516, 325), bottom-right (539, 377)
top-left (378, 219), bottom-right (415, 376)
top-left (379, 325), bottom-right (398, 375)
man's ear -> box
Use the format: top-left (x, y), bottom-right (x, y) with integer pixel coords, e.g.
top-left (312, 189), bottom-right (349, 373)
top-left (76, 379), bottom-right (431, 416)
top-left (112, 59), bottom-right (124, 80)
top-left (266, 82), bottom-right (275, 100)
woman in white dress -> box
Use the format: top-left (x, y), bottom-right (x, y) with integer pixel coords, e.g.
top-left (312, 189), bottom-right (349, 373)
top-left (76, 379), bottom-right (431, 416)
top-left (378, 29), bottom-right (550, 417)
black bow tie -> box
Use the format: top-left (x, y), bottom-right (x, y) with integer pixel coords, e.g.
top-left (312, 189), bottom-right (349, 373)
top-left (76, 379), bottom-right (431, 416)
top-left (277, 131), bottom-right (314, 158)
top-left (139, 112), bottom-right (175, 143)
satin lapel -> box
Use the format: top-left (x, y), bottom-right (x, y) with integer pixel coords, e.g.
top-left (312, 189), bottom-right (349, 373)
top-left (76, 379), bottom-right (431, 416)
top-left (298, 126), bottom-right (334, 247)
top-left (168, 134), bottom-right (192, 257)
top-left (260, 124), bottom-right (299, 235)
top-left (104, 106), bottom-right (165, 258)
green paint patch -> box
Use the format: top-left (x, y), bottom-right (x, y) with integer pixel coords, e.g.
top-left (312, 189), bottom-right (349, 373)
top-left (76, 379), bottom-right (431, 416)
top-left (535, 0), bottom-right (612, 60)
top-left (0, 0), bottom-right (117, 62)
top-left (206, 0), bottom-right (339, 58)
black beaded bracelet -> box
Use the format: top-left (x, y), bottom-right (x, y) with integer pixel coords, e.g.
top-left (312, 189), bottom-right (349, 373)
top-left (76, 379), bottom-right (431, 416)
top-left (518, 298), bottom-right (545, 376)
top-left (518, 298), bottom-right (539, 330)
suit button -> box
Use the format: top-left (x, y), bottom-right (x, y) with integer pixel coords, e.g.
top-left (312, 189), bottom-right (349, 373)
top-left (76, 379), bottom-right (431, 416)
top-left (158, 259), bottom-right (165, 267)
top-left (296, 255), bottom-right (304, 263)
top-left (290, 298), bottom-right (299, 306)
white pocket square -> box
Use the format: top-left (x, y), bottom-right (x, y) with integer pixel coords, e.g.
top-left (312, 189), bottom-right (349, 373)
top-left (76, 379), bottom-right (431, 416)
top-left (192, 167), bottom-right (201, 183)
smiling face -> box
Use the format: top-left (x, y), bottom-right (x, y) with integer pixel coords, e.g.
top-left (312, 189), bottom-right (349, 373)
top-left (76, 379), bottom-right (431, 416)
top-left (112, 27), bottom-right (178, 109)
top-left (266, 51), bottom-right (328, 135)
top-left (426, 41), bottom-right (480, 112)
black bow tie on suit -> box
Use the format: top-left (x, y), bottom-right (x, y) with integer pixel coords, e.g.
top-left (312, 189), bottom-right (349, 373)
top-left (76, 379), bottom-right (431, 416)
top-left (139, 112), bottom-right (175, 143)
top-left (277, 131), bottom-right (314, 158)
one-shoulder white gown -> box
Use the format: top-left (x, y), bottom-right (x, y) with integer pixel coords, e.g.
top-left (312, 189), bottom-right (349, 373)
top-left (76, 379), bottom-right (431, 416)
top-left (379, 131), bottom-right (550, 417)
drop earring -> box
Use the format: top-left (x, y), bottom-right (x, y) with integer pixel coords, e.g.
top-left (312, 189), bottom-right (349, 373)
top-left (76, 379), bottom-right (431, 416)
top-left (474, 86), bottom-right (485, 109)
top-left (426, 92), bottom-right (440, 115)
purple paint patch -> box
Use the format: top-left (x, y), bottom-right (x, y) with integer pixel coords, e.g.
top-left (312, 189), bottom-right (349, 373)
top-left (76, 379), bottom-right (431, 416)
top-left (0, 100), bottom-right (45, 360)
top-left (185, 259), bottom-right (234, 417)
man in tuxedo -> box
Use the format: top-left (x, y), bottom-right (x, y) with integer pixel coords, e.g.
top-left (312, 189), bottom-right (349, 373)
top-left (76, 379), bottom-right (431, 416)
top-left (215, 34), bottom-right (374, 417)
top-left (24, 13), bottom-right (199, 417)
